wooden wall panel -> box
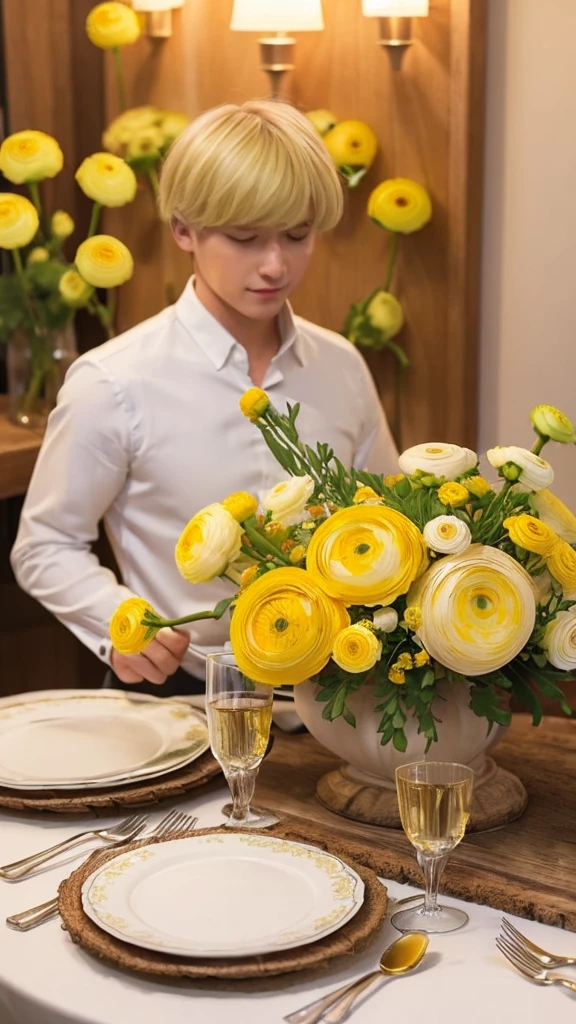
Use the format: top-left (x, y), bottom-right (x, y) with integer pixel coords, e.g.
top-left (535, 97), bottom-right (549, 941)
top-left (106, 0), bottom-right (486, 450)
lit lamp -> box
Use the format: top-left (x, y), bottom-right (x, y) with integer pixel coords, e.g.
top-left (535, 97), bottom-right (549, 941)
top-left (362, 0), bottom-right (429, 64)
top-left (131, 0), bottom-right (184, 39)
top-left (230, 0), bottom-right (324, 98)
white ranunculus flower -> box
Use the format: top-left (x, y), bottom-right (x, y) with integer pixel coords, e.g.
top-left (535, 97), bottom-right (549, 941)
top-left (175, 503), bottom-right (242, 583)
top-left (262, 474), bottom-right (315, 526)
top-left (398, 442), bottom-right (477, 479)
top-left (373, 607), bottom-right (399, 632)
top-left (407, 544), bottom-right (536, 676)
top-left (486, 446), bottom-right (554, 491)
top-left (423, 515), bottom-right (472, 555)
top-left (541, 608), bottom-right (576, 671)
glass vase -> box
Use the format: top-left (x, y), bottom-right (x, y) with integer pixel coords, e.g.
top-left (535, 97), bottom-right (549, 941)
top-left (7, 324), bottom-right (77, 429)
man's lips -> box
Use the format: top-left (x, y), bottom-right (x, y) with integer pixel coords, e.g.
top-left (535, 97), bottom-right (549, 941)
top-left (247, 286), bottom-right (286, 294)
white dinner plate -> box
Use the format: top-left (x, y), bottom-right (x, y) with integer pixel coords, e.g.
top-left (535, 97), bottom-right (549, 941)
top-left (0, 690), bottom-right (209, 790)
top-left (81, 833), bottom-right (365, 958)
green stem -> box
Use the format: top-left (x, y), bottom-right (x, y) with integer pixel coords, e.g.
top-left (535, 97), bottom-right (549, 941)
top-left (144, 609), bottom-right (223, 628)
top-left (243, 521), bottom-right (292, 565)
top-left (89, 296), bottom-right (115, 340)
top-left (384, 232), bottom-right (400, 292)
top-left (147, 166), bottom-right (160, 201)
top-left (12, 249), bottom-right (41, 331)
top-left (87, 202), bottom-right (102, 238)
top-left (106, 289), bottom-right (117, 334)
top-left (27, 181), bottom-right (42, 219)
top-left (531, 435), bottom-right (548, 456)
top-left (112, 47), bottom-right (127, 112)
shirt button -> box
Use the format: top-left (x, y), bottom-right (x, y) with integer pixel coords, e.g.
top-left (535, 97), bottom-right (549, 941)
top-left (99, 645), bottom-right (106, 656)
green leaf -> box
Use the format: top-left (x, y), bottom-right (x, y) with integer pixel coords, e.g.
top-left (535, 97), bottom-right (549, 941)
top-left (342, 705), bottom-right (357, 728)
top-left (393, 728), bottom-right (408, 752)
top-left (212, 597), bottom-right (233, 619)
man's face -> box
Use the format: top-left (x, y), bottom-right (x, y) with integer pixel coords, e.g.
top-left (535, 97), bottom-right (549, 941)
top-left (172, 221), bottom-right (316, 320)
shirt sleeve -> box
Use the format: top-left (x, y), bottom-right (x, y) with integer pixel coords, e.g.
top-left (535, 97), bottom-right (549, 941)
top-left (351, 354), bottom-right (399, 473)
top-left (10, 357), bottom-right (138, 664)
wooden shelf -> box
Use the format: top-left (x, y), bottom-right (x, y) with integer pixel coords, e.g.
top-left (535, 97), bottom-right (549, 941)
top-left (0, 396), bottom-right (43, 500)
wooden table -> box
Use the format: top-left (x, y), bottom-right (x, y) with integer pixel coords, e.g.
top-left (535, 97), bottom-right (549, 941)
top-left (0, 396), bottom-right (43, 499)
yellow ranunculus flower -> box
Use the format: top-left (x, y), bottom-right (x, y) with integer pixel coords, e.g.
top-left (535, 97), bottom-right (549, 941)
top-left (306, 505), bottom-right (427, 606)
top-left (110, 597), bottom-right (157, 655)
top-left (530, 404), bottom-right (576, 444)
top-left (239, 387), bottom-right (270, 421)
top-left (175, 503), bottom-right (242, 584)
top-left (368, 177), bottom-right (432, 234)
top-left (27, 247), bottom-right (49, 264)
top-left (126, 126), bottom-right (164, 161)
top-left (75, 153), bottom-right (137, 208)
top-left (389, 666), bottom-right (406, 685)
top-left (414, 649), bottom-right (430, 667)
top-left (263, 475), bottom-right (315, 525)
top-left (353, 485), bottom-right (383, 504)
top-left (240, 565), bottom-right (259, 589)
top-left (159, 111), bottom-right (190, 141)
top-left (503, 514), bottom-right (558, 557)
top-left (531, 490), bottom-right (576, 545)
top-left (323, 120), bottom-right (378, 170)
top-left (384, 473), bottom-right (406, 488)
top-left (366, 290), bottom-right (404, 339)
top-left (75, 235), bottom-right (134, 288)
top-left (289, 544), bottom-right (306, 564)
top-left (230, 567), bottom-right (350, 686)
top-left (103, 107), bottom-right (158, 153)
top-left (86, 2), bottom-right (141, 49)
top-left (403, 606), bottom-right (423, 630)
top-left (0, 194), bottom-right (39, 249)
top-left (466, 476), bottom-right (492, 498)
top-left (0, 130), bottom-right (63, 184)
top-left (59, 269), bottom-right (94, 308)
top-left (396, 652), bottom-right (413, 670)
top-left (221, 491), bottom-right (258, 523)
top-left (51, 210), bottom-right (75, 240)
top-left (547, 541), bottom-right (576, 599)
top-left (437, 482), bottom-right (469, 507)
top-left (408, 544), bottom-right (536, 676)
top-left (332, 623), bottom-right (382, 673)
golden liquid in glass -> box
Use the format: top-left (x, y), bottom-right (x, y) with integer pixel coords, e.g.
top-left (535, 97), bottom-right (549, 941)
top-left (396, 776), bottom-right (473, 856)
top-left (208, 695), bottom-right (272, 772)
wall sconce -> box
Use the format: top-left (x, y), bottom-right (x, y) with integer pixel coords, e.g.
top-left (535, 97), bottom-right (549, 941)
top-left (230, 0), bottom-right (324, 98)
top-left (362, 0), bottom-right (429, 66)
top-left (132, 0), bottom-right (184, 39)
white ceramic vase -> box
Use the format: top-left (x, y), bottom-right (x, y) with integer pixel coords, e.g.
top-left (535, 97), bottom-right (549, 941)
top-left (293, 676), bottom-right (506, 790)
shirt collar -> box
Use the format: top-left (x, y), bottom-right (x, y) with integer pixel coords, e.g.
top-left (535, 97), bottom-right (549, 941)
top-left (174, 278), bottom-right (306, 370)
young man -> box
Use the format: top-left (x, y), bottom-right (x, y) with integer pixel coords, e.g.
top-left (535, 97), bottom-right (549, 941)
top-left (11, 100), bottom-right (397, 696)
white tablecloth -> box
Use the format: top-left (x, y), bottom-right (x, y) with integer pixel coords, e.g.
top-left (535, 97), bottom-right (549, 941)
top-left (0, 784), bottom-right (574, 1024)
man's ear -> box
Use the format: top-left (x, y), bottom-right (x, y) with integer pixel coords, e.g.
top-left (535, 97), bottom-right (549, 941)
top-left (171, 216), bottom-right (196, 253)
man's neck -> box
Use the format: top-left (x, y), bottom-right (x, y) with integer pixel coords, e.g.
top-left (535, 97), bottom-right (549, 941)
top-left (193, 276), bottom-right (281, 365)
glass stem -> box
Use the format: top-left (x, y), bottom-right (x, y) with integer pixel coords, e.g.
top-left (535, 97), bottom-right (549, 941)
top-left (421, 853), bottom-right (447, 914)
top-left (226, 768), bottom-right (257, 823)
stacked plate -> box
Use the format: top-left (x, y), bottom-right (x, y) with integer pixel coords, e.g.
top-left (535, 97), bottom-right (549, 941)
top-left (0, 689), bottom-right (209, 790)
top-left (80, 831), bottom-right (365, 958)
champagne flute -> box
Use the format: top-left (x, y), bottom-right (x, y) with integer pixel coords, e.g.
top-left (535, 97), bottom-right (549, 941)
top-left (206, 653), bottom-right (278, 829)
top-left (391, 760), bottom-right (474, 934)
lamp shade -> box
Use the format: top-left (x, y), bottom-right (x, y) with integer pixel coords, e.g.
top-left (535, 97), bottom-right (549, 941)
top-left (132, 0), bottom-right (184, 10)
top-left (230, 0), bottom-right (324, 32)
top-left (362, 0), bottom-right (429, 15)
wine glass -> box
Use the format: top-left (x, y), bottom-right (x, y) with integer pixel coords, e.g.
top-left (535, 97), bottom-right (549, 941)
top-left (391, 760), bottom-right (474, 934)
top-left (206, 653), bottom-right (278, 829)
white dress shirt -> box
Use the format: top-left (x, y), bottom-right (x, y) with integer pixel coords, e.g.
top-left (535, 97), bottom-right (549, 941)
top-left (11, 280), bottom-right (397, 679)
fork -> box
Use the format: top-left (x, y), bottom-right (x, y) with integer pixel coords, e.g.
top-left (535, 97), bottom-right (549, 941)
top-left (6, 809), bottom-right (198, 930)
top-left (496, 935), bottom-right (576, 993)
top-left (501, 917), bottom-right (576, 970)
top-left (0, 812), bottom-right (149, 881)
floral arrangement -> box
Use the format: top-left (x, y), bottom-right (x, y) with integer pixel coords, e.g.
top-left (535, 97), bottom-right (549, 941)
top-left (110, 394), bottom-right (576, 753)
top-left (344, 176), bottom-right (432, 448)
top-left (306, 109), bottom-right (378, 188)
top-left (0, 130), bottom-right (135, 422)
top-left (86, 3), bottom-right (189, 202)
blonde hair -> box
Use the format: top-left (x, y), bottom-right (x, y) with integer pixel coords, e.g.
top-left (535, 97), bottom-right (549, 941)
top-left (159, 99), bottom-right (343, 232)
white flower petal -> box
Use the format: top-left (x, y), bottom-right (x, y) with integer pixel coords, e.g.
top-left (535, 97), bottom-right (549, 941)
top-left (423, 515), bottom-right (472, 555)
top-left (398, 442), bottom-right (477, 479)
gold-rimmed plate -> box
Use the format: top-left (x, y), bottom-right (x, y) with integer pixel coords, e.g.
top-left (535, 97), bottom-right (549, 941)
top-left (81, 832), bottom-right (365, 958)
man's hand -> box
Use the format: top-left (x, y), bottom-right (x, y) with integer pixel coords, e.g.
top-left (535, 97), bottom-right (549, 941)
top-left (111, 628), bottom-right (189, 685)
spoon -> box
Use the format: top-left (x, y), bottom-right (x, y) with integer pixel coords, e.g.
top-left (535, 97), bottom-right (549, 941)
top-left (283, 932), bottom-right (429, 1024)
